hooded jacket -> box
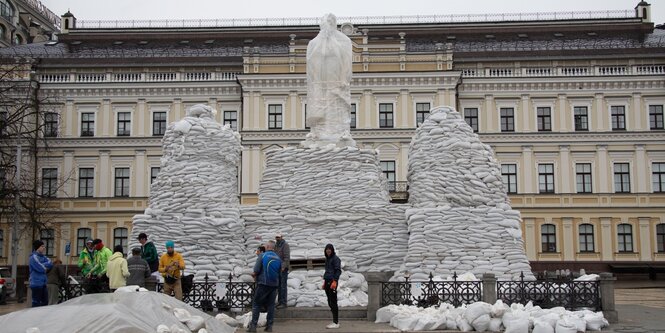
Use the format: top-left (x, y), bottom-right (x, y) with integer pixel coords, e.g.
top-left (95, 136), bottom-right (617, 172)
top-left (106, 252), bottom-right (130, 289)
top-left (323, 244), bottom-right (341, 281)
top-left (90, 245), bottom-right (113, 276)
top-left (29, 251), bottom-right (53, 288)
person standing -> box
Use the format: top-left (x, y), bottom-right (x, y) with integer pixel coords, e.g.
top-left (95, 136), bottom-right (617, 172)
top-left (46, 258), bottom-right (65, 305)
top-left (274, 233), bottom-right (290, 309)
top-left (159, 240), bottom-right (185, 300)
top-left (106, 245), bottom-right (130, 291)
top-left (138, 233), bottom-right (159, 273)
top-left (323, 243), bottom-right (341, 329)
top-left (88, 239), bottom-right (112, 293)
top-left (127, 247), bottom-right (151, 288)
top-left (29, 240), bottom-right (53, 307)
top-left (77, 239), bottom-right (95, 277)
top-left (247, 241), bottom-right (281, 333)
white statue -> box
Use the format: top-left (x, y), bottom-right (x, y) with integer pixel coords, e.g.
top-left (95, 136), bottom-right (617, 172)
top-left (302, 13), bottom-right (356, 148)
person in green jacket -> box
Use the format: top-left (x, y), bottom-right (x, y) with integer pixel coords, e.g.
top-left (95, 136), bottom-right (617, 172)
top-left (87, 239), bottom-right (112, 293)
top-left (138, 233), bottom-right (159, 273)
top-left (77, 239), bottom-right (95, 276)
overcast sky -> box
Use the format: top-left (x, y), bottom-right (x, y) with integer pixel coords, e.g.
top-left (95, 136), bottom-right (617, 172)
top-left (41, 0), bottom-right (664, 24)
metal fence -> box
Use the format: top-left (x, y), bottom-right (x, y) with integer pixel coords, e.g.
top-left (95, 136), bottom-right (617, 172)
top-left (497, 272), bottom-right (600, 311)
top-left (381, 272), bottom-right (482, 308)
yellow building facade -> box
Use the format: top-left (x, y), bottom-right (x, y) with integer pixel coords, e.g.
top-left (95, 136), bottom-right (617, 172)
top-left (0, 2), bottom-right (663, 275)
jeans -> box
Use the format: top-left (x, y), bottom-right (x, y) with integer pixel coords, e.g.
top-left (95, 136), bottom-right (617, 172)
top-left (31, 285), bottom-right (48, 307)
top-left (250, 284), bottom-right (278, 329)
top-left (278, 269), bottom-right (288, 305)
top-left (324, 280), bottom-right (338, 324)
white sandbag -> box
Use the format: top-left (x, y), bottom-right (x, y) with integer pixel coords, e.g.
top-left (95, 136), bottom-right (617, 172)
top-left (390, 314), bottom-right (419, 331)
top-left (503, 310), bottom-right (530, 333)
top-left (584, 312), bottom-right (608, 331)
top-left (554, 317), bottom-right (578, 333)
top-left (376, 305), bottom-right (402, 323)
top-left (215, 313), bottom-right (239, 327)
top-left (456, 315), bottom-right (474, 332)
top-left (488, 318), bottom-right (502, 332)
top-left (533, 320), bottom-right (555, 333)
top-left (185, 316), bottom-right (206, 331)
top-left (465, 302), bottom-right (492, 323)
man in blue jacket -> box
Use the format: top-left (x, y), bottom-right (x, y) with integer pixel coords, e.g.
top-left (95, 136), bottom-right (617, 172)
top-left (248, 241), bottom-right (281, 333)
top-left (29, 240), bottom-right (53, 307)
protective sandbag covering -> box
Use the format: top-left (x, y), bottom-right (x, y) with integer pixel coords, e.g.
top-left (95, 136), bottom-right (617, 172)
top-left (397, 105), bottom-right (534, 280)
top-left (0, 292), bottom-right (234, 333)
top-left (130, 104), bottom-right (244, 281)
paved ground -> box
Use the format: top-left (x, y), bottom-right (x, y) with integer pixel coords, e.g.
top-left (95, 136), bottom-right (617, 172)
top-left (1, 282), bottom-right (664, 332)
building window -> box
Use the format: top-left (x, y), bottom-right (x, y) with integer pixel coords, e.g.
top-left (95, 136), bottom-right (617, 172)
top-left (579, 224), bottom-right (595, 253)
top-left (614, 163), bottom-right (631, 193)
top-left (43, 112), bottom-right (58, 137)
top-left (41, 168), bottom-right (58, 197)
top-left (117, 112), bottom-right (131, 136)
top-left (78, 168), bottom-right (94, 197)
top-left (538, 164), bottom-right (555, 193)
top-left (650, 105), bottom-right (664, 130)
top-left (223, 111), bottom-right (237, 131)
top-left (80, 112), bottom-right (95, 137)
top-left (541, 224), bottom-right (556, 253)
top-left (379, 103), bottom-right (394, 128)
top-left (653, 163), bottom-right (665, 193)
top-left (611, 106), bottom-right (626, 131)
top-left (113, 227), bottom-right (128, 250)
top-left (268, 104), bottom-right (282, 129)
top-left (415, 103), bottom-right (430, 127)
top-left (40, 229), bottom-right (54, 257)
top-left (380, 160), bottom-right (396, 191)
top-left (151, 167), bottom-right (160, 185)
top-left (657, 224), bottom-right (665, 253)
top-left (464, 108), bottom-right (479, 133)
top-left (0, 111), bottom-right (7, 136)
top-left (537, 107), bottom-right (552, 132)
top-left (76, 228), bottom-right (91, 254)
top-left (501, 164), bottom-right (518, 194)
top-left (0, 230), bottom-right (3, 257)
top-left (574, 106), bottom-right (588, 131)
top-left (114, 167), bottom-right (130, 197)
top-left (617, 223), bottom-right (633, 253)
top-left (350, 103), bottom-right (356, 129)
top-left (500, 108), bottom-right (514, 132)
top-left (153, 112), bottom-right (166, 136)
top-left (575, 163), bottom-right (592, 193)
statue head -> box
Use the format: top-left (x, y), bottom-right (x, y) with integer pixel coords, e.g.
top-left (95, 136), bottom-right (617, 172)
top-left (320, 13), bottom-right (337, 34)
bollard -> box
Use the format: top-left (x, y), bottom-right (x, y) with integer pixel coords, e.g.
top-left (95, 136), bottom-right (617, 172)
top-left (362, 271), bottom-right (394, 322)
top-left (599, 272), bottom-right (618, 323)
top-left (482, 273), bottom-right (497, 304)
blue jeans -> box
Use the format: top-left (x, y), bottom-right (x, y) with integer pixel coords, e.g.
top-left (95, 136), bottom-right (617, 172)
top-left (31, 285), bottom-right (48, 307)
top-left (278, 269), bottom-right (288, 305)
top-left (251, 284), bottom-right (278, 329)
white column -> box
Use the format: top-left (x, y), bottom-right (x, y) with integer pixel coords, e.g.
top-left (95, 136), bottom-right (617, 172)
top-left (98, 222), bottom-right (108, 245)
top-left (64, 100), bottom-right (74, 137)
top-left (436, 89), bottom-right (446, 106)
top-left (522, 145), bottom-right (534, 193)
top-left (562, 217), bottom-right (574, 260)
top-left (252, 93), bottom-right (261, 130)
top-left (399, 143), bottom-right (409, 181)
top-left (558, 94), bottom-right (568, 132)
top-left (559, 145), bottom-right (571, 193)
top-left (99, 150), bottom-right (110, 197)
top-left (596, 145), bottom-right (609, 193)
top-left (595, 93), bottom-right (605, 131)
top-left (632, 93), bottom-right (643, 131)
top-left (135, 150), bottom-right (146, 197)
top-left (242, 92), bottom-right (251, 131)
top-left (638, 217), bottom-right (652, 261)
top-left (524, 218), bottom-right (537, 260)
top-left (173, 98), bottom-right (183, 122)
top-left (101, 99), bottom-right (111, 137)
top-left (289, 91), bottom-right (298, 130)
top-left (137, 99), bottom-right (146, 136)
top-left (398, 89), bottom-right (408, 129)
top-left (634, 145), bottom-right (648, 193)
top-left (521, 95), bottom-right (531, 132)
top-left (241, 146), bottom-right (252, 194)
top-left (484, 95), bottom-right (495, 132)
top-left (363, 90), bottom-right (372, 129)
top-left (600, 217), bottom-right (613, 261)
top-left (63, 150), bottom-right (74, 197)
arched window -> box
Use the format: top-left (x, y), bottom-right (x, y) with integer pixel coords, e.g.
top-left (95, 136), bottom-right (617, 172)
top-left (76, 228), bottom-right (92, 254)
top-left (40, 228), bottom-right (55, 257)
top-left (0, 25), bottom-right (5, 41)
top-left (113, 227), bottom-right (128, 251)
top-left (541, 224), bottom-right (557, 253)
top-left (617, 224), bottom-right (633, 253)
top-left (13, 34), bottom-right (22, 45)
top-left (579, 224), bottom-right (594, 253)
top-left (656, 224), bottom-right (665, 253)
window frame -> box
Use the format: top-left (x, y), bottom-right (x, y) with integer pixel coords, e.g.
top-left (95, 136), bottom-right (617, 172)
top-left (80, 112), bottom-right (95, 137)
top-left (114, 167), bottom-right (130, 197)
top-left (657, 224), bottom-right (665, 253)
top-left (223, 110), bottom-right (238, 131)
top-left (649, 105), bottom-right (664, 130)
top-left (500, 107), bottom-right (515, 132)
top-left (575, 163), bottom-right (593, 193)
top-left (41, 168), bottom-right (58, 197)
top-left (578, 223), bottom-right (595, 253)
top-left (78, 168), bottom-right (94, 198)
top-left (611, 105), bottom-right (626, 131)
top-left (415, 102), bottom-right (430, 127)
top-left (538, 163), bottom-right (555, 194)
top-left (541, 224), bottom-right (557, 253)
top-left (617, 223), bottom-right (633, 253)
top-left (43, 112), bottom-right (58, 137)
top-left (268, 104), bottom-right (283, 130)
top-left (380, 160), bottom-right (396, 191)
top-left (501, 164), bottom-right (518, 194)
top-left (536, 106), bottom-right (552, 132)
top-left (150, 167), bottom-right (160, 185)
top-left (350, 103), bottom-right (357, 129)
top-left (653, 162), bottom-right (665, 193)
top-left (40, 228), bottom-right (55, 257)
top-left (152, 111), bottom-right (167, 136)
top-left (76, 228), bottom-right (91, 255)
top-left (613, 163), bottom-right (631, 193)
top-left (379, 103), bottom-right (394, 128)
top-left (113, 227), bottom-right (128, 250)
top-left (464, 108), bottom-right (479, 133)
top-left (573, 106), bottom-right (589, 131)
top-left (116, 111), bottom-right (131, 136)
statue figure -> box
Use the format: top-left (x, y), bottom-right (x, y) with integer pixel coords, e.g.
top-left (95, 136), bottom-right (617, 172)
top-left (302, 13), bottom-right (356, 148)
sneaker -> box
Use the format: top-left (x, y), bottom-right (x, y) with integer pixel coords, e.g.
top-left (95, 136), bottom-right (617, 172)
top-left (247, 326), bottom-right (257, 333)
top-left (264, 327), bottom-right (273, 332)
top-left (326, 323), bottom-right (340, 329)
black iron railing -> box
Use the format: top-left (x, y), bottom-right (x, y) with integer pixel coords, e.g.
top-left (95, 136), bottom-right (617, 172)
top-left (381, 272), bottom-right (482, 308)
top-left (497, 272), bottom-right (600, 311)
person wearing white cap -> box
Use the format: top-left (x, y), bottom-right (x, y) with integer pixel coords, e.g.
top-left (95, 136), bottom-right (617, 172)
top-left (274, 233), bottom-right (290, 308)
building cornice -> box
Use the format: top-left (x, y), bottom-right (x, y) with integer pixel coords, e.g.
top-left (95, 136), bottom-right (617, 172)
top-left (41, 84), bottom-right (241, 99)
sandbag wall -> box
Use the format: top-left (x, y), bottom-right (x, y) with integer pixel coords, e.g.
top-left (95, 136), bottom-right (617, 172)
top-left (130, 105), bottom-right (245, 281)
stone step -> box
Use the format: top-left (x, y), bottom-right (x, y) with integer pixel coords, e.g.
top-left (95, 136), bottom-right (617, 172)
top-left (274, 306), bottom-right (367, 320)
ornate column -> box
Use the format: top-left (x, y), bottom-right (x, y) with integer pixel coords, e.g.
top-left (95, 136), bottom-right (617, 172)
top-left (101, 99), bottom-right (111, 137)
top-left (560, 145), bottom-right (571, 193)
top-left (638, 217), bottom-right (652, 261)
top-left (558, 94), bottom-right (568, 132)
top-left (595, 93), bottom-right (605, 131)
top-left (600, 217), bottom-right (613, 261)
top-left (63, 150), bottom-right (74, 197)
top-left (597, 145), bottom-right (609, 193)
top-left (99, 150), bottom-right (110, 197)
top-left (522, 145), bottom-right (534, 193)
top-left (632, 93), bottom-right (643, 131)
top-left (521, 95), bottom-right (531, 132)
top-left (634, 145), bottom-right (648, 193)
top-left (484, 95), bottom-right (495, 132)
top-left (562, 217), bottom-right (574, 260)
top-left (523, 218), bottom-right (537, 260)
top-left (64, 99), bottom-right (74, 137)
top-left (137, 99), bottom-right (146, 136)
top-left (134, 150), bottom-right (147, 197)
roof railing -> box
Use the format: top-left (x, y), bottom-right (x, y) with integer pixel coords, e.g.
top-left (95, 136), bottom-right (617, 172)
top-left (18, 0), bottom-right (61, 28)
top-left (75, 9), bottom-right (636, 29)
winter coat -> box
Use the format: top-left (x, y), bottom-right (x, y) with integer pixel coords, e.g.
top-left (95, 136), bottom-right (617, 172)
top-left (275, 239), bottom-right (291, 271)
top-left (47, 265), bottom-right (65, 286)
top-left (126, 255), bottom-right (151, 287)
top-left (253, 250), bottom-right (281, 287)
top-left (141, 241), bottom-right (159, 272)
top-left (323, 244), bottom-right (341, 282)
top-left (106, 252), bottom-right (130, 289)
top-left (159, 251), bottom-right (185, 280)
top-left (29, 251), bottom-right (53, 288)
top-left (77, 248), bottom-right (94, 276)
top-left (90, 247), bottom-right (113, 277)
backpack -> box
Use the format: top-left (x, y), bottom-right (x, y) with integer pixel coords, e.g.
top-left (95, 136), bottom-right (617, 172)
top-left (261, 252), bottom-right (281, 285)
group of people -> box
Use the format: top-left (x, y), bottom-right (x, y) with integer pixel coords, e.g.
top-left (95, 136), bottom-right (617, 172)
top-left (247, 234), bottom-right (341, 332)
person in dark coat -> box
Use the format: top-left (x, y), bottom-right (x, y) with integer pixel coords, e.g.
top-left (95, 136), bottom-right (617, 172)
top-left (126, 247), bottom-right (151, 288)
top-left (46, 258), bottom-right (65, 305)
top-left (323, 243), bottom-right (341, 329)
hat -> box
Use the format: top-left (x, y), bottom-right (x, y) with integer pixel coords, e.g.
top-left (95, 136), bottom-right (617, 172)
top-left (275, 233), bottom-right (282, 238)
top-left (138, 233), bottom-right (148, 240)
top-left (85, 239), bottom-right (93, 244)
top-left (33, 240), bottom-right (44, 251)
top-left (165, 240), bottom-right (175, 248)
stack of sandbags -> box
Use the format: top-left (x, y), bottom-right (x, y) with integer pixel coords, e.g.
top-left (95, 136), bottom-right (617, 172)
top-left (258, 147), bottom-right (391, 207)
top-left (399, 105), bottom-right (534, 281)
top-left (130, 104), bottom-right (245, 281)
